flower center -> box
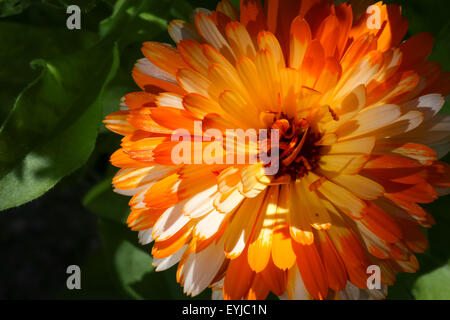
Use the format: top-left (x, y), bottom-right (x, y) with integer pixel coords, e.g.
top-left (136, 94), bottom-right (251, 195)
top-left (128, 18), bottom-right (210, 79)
top-left (269, 116), bottom-right (322, 179)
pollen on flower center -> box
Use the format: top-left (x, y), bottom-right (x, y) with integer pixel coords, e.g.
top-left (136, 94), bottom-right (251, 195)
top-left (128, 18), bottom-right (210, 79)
top-left (270, 115), bottom-right (322, 179)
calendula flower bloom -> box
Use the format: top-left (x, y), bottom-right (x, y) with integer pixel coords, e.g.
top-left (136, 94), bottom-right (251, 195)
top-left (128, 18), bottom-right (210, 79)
top-left (104, 0), bottom-right (450, 300)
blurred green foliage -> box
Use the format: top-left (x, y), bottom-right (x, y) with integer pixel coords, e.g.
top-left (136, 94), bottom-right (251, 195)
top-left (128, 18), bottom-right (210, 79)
top-left (0, 0), bottom-right (449, 300)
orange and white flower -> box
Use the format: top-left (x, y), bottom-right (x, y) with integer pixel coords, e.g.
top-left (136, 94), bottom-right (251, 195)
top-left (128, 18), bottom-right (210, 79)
top-left (104, 0), bottom-right (450, 300)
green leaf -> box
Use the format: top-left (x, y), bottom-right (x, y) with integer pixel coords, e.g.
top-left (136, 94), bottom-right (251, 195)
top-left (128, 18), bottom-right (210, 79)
top-left (0, 40), bottom-right (119, 211)
top-left (395, 0), bottom-right (450, 113)
top-left (98, 218), bottom-right (212, 299)
top-left (169, 0), bottom-right (193, 21)
top-left (430, 21), bottom-right (450, 114)
top-left (42, 0), bottom-right (101, 12)
top-left (388, 195), bottom-right (450, 299)
top-left (58, 248), bottom-right (127, 299)
top-left (0, 22), bottom-right (97, 123)
top-left (83, 177), bottom-right (129, 224)
top-left (99, 0), bottom-right (171, 48)
top-left (229, 0), bottom-right (239, 9)
top-left (98, 218), bottom-right (186, 299)
top-left (0, 0), bottom-right (31, 17)
top-left (429, 21), bottom-right (450, 72)
top-left (412, 261), bottom-right (450, 299)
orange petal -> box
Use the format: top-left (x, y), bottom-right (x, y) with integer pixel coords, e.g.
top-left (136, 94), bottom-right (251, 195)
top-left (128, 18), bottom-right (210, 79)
top-left (104, 111), bottom-right (135, 136)
top-left (259, 256), bottom-right (287, 296)
top-left (271, 228), bottom-right (296, 270)
top-left (195, 12), bottom-right (235, 62)
top-left (316, 231), bottom-right (347, 292)
top-left (225, 21), bottom-right (257, 59)
top-left (301, 39), bottom-right (325, 88)
top-left (334, 3), bottom-right (353, 59)
top-left (142, 42), bottom-right (189, 76)
top-left (361, 201), bottom-right (402, 243)
top-left (149, 106), bottom-right (199, 132)
top-left (143, 173), bottom-right (180, 208)
top-left (132, 66), bottom-right (186, 95)
top-left (223, 248), bottom-right (255, 300)
top-left (315, 14), bottom-right (339, 57)
top-left (240, 0), bottom-right (266, 38)
top-left (127, 108), bottom-right (173, 134)
top-left (152, 224), bottom-right (192, 259)
top-left (245, 273), bottom-right (270, 300)
top-left (291, 240), bottom-right (328, 300)
top-left (289, 17), bottom-right (311, 69)
top-left (110, 148), bottom-right (149, 168)
top-left (400, 32), bottom-right (434, 70)
top-left (124, 91), bottom-right (156, 109)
